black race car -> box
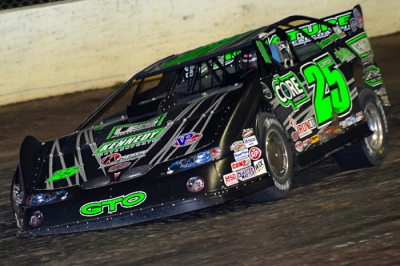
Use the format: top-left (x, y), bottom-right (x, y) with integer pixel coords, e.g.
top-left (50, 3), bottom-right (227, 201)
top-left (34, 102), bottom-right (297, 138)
top-left (11, 4), bottom-right (390, 236)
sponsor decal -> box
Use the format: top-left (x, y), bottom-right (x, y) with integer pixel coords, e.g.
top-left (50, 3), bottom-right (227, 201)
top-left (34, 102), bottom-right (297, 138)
top-left (242, 128), bottom-right (254, 138)
top-left (231, 158), bottom-right (251, 171)
top-left (353, 8), bottom-right (363, 28)
top-left (109, 162), bottom-right (131, 172)
top-left (355, 111), bottom-right (364, 122)
top-left (334, 47), bottom-right (356, 63)
top-left (349, 18), bottom-right (358, 32)
top-left (324, 126), bottom-right (334, 138)
top-left (317, 33), bottom-right (340, 49)
top-left (318, 131), bottom-right (329, 143)
top-left (237, 166), bottom-right (256, 181)
top-left (291, 131), bottom-right (299, 141)
top-left (311, 134), bottom-right (319, 144)
top-left (95, 128), bottom-right (164, 155)
top-left (346, 33), bottom-right (371, 59)
top-left (80, 191), bottom-right (147, 217)
top-left (114, 172), bottom-right (121, 179)
top-left (249, 147), bottom-right (262, 160)
top-left (264, 12), bottom-right (352, 47)
top-left (289, 116), bottom-right (316, 138)
top-left (243, 135), bottom-right (258, 148)
top-left (230, 140), bottom-right (246, 152)
top-left (223, 172), bottom-right (239, 186)
top-left (100, 153), bottom-right (121, 166)
top-left (295, 141), bottom-right (304, 152)
top-left (303, 138), bottom-right (312, 150)
top-left (339, 120), bottom-right (348, 129)
top-left (346, 116), bottom-right (356, 126)
top-left (253, 159), bottom-right (267, 176)
top-left (272, 72), bottom-right (310, 111)
top-left (364, 66), bottom-right (382, 87)
top-left (107, 113), bottom-right (167, 139)
top-left (173, 132), bottom-right (202, 147)
top-left (47, 165), bottom-right (81, 183)
top-left (234, 149), bottom-right (249, 161)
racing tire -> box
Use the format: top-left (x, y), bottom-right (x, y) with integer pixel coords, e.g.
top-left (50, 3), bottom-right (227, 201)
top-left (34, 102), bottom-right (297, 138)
top-left (243, 113), bottom-right (293, 203)
top-left (333, 88), bottom-right (389, 169)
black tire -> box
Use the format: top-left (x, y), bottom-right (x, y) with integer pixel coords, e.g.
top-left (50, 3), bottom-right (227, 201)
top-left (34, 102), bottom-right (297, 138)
top-left (333, 88), bottom-right (389, 169)
top-left (243, 113), bottom-right (293, 203)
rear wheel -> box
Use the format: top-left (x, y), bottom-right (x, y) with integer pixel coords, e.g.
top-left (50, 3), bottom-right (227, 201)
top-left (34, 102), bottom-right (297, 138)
top-left (243, 113), bottom-right (293, 203)
top-left (333, 88), bottom-right (389, 169)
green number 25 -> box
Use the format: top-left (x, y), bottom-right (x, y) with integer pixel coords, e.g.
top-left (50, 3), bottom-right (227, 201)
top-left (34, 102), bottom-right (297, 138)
top-left (301, 53), bottom-right (351, 126)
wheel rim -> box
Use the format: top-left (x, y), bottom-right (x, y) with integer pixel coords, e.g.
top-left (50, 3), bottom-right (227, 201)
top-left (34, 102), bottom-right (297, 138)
top-left (364, 102), bottom-right (384, 151)
top-left (265, 129), bottom-right (288, 180)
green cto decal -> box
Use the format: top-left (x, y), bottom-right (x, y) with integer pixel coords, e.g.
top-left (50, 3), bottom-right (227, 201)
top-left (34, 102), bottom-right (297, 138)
top-left (46, 165), bottom-right (81, 183)
top-left (95, 128), bottom-right (164, 154)
top-left (80, 191), bottom-right (147, 217)
top-left (272, 71), bottom-right (310, 110)
top-left (301, 53), bottom-right (351, 126)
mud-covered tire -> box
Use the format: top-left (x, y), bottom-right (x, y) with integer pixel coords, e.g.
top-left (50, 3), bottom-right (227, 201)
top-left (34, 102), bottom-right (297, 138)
top-left (243, 113), bottom-right (293, 203)
top-left (333, 88), bottom-right (389, 169)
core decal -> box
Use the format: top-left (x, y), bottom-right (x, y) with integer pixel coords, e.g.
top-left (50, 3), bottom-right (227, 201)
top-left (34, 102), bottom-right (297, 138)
top-left (272, 71), bottom-right (310, 111)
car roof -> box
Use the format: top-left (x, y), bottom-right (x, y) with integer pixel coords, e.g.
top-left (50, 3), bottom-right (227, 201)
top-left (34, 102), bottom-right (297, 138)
top-left (133, 15), bottom-right (332, 79)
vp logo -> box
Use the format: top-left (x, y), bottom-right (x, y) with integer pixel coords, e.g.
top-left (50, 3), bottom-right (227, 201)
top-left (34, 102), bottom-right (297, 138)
top-left (173, 132), bottom-right (203, 147)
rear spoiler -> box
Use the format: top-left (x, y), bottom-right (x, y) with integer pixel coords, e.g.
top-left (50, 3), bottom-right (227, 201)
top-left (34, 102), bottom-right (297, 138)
top-left (264, 4), bottom-right (363, 46)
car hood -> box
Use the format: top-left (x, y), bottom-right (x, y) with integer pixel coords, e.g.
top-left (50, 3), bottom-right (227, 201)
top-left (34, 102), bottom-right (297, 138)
top-left (20, 86), bottom-right (241, 191)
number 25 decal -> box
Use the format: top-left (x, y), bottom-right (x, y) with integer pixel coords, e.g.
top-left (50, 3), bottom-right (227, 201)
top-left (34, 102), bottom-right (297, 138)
top-left (301, 53), bottom-right (351, 127)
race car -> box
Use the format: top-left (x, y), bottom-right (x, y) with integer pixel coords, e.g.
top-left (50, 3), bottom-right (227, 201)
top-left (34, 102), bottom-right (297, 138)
top-left (11, 4), bottom-right (390, 236)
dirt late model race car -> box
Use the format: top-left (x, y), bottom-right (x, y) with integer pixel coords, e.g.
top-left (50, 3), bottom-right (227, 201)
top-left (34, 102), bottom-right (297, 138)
top-left (11, 5), bottom-right (391, 236)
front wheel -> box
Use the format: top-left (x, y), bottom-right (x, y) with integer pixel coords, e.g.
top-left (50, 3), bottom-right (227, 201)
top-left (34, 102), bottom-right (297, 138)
top-left (243, 113), bottom-right (293, 203)
top-left (333, 88), bottom-right (389, 169)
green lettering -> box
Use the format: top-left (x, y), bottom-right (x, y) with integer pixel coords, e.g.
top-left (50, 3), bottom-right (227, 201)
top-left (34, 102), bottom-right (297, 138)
top-left (80, 203), bottom-right (102, 216)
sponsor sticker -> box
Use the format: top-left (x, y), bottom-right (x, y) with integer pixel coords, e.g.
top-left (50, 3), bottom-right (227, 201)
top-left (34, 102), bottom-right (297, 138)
top-left (253, 159), bottom-right (267, 176)
top-left (173, 132), bottom-right (202, 147)
top-left (345, 116), bottom-right (356, 126)
top-left (291, 131), bottom-right (299, 141)
top-left (234, 149), bottom-right (249, 161)
top-left (295, 141), bottom-right (304, 152)
top-left (324, 126), bottom-right (334, 138)
top-left (243, 135), bottom-right (258, 148)
top-left (340, 120), bottom-right (348, 129)
top-left (349, 18), bottom-right (358, 32)
top-left (114, 172), bottom-right (121, 179)
top-left (109, 162), bottom-right (131, 172)
top-left (242, 128), bottom-right (254, 138)
top-left (223, 172), bottom-right (239, 186)
top-left (318, 131), bottom-right (329, 143)
top-left (230, 140), bottom-right (246, 152)
top-left (237, 166), bottom-right (256, 181)
top-left (353, 8), bottom-right (363, 28)
top-left (355, 111), bottom-right (364, 121)
top-left (231, 158), bottom-right (251, 171)
top-left (289, 116), bottom-right (316, 138)
top-left (311, 134), bottom-right (319, 144)
top-left (107, 113), bottom-right (167, 139)
top-left (303, 138), bottom-right (312, 150)
top-left (100, 153), bottom-right (121, 166)
top-left (249, 147), bottom-right (262, 160)
top-left (95, 128), bottom-right (164, 155)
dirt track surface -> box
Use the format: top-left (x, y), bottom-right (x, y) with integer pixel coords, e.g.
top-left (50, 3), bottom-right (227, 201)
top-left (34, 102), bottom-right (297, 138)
top-left (1, 33), bottom-right (400, 265)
